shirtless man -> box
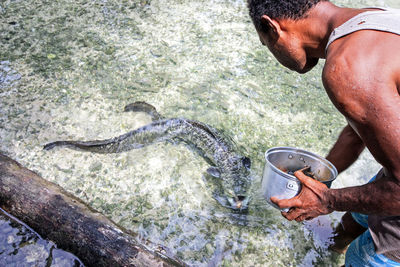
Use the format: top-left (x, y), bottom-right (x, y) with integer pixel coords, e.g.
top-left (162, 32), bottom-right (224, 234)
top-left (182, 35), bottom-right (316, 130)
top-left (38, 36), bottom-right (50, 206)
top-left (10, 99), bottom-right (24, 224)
top-left (247, 0), bottom-right (400, 265)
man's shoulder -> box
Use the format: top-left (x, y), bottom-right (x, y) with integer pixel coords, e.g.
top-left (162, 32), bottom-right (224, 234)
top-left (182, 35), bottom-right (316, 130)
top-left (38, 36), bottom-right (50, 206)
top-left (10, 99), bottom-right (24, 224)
top-left (322, 30), bottom-right (400, 118)
top-left (324, 33), bottom-right (372, 72)
top-left (324, 30), bottom-right (400, 82)
top-left (322, 48), bottom-right (363, 91)
top-left (321, 50), bottom-right (372, 120)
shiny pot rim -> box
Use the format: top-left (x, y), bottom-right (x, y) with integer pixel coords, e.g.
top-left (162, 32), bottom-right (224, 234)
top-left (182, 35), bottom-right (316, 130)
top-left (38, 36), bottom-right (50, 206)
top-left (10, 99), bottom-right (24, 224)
top-left (264, 146), bottom-right (338, 183)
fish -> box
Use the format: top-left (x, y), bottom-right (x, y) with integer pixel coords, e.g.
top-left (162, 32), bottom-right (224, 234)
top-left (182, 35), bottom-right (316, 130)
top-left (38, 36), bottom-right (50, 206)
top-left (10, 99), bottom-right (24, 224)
top-left (44, 102), bottom-right (252, 211)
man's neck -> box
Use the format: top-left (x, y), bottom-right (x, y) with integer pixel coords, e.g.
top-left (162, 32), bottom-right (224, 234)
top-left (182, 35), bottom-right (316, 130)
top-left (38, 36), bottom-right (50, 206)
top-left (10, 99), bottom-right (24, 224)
top-left (288, 2), bottom-right (370, 59)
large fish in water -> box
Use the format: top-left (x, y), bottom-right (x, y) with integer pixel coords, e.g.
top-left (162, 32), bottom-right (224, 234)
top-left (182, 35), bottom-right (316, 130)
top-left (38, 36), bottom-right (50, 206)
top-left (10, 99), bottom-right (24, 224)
top-left (44, 102), bottom-right (252, 210)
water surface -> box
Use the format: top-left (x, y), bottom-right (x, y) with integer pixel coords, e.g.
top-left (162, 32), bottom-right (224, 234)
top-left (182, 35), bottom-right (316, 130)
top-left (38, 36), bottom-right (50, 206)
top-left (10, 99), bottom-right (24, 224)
top-left (1, 0), bottom-right (398, 265)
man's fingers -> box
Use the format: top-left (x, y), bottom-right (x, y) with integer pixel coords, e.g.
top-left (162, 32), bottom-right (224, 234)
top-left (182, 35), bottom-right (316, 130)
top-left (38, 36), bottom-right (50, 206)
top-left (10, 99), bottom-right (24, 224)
top-left (283, 208), bottom-right (316, 222)
top-left (294, 169), bottom-right (326, 188)
top-left (296, 166), bottom-right (311, 173)
top-left (296, 214), bottom-right (317, 222)
top-left (283, 208), bottom-right (305, 221)
top-left (270, 196), bottom-right (301, 209)
top-left (293, 169), bottom-right (312, 182)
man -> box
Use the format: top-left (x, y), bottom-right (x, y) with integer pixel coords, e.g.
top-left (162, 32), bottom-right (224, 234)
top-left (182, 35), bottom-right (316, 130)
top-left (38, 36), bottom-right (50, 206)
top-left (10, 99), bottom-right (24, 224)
top-left (247, 0), bottom-right (400, 266)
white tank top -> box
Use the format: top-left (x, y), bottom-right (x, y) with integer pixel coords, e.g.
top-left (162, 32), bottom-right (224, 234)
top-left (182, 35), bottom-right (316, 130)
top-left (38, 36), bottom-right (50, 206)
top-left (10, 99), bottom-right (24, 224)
top-left (325, 7), bottom-right (400, 53)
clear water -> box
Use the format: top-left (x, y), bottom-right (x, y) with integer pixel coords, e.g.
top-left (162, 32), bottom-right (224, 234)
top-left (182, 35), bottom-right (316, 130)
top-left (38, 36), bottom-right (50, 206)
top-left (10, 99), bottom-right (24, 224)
top-left (1, 0), bottom-right (399, 266)
top-left (0, 208), bottom-right (83, 266)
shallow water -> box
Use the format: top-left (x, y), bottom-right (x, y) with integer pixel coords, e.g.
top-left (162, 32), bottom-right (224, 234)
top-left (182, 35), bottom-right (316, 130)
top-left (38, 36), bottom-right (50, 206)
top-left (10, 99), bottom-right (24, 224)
top-left (0, 208), bottom-right (83, 266)
top-left (1, 0), bottom-right (399, 266)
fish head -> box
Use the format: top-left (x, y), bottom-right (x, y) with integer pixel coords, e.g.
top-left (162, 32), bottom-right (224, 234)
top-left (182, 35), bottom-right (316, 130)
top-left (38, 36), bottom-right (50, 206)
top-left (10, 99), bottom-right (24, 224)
top-left (219, 156), bottom-right (252, 211)
top-left (213, 193), bottom-right (251, 212)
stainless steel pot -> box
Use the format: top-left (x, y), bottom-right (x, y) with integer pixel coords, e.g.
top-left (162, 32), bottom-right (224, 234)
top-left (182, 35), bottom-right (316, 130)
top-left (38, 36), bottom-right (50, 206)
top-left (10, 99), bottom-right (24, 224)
top-left (261, 147), bottom-right (338, 210)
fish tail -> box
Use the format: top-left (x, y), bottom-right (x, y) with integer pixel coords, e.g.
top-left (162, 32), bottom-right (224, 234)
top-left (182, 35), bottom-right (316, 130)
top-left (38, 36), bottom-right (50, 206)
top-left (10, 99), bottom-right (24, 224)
top-left (43, 141), bottom-right (70, 150)
top-left (43, 120), bottom-right (183, 154)
top-left (43, 139), bottom-right (119, 153)
top-left (124, 101), bottom-right (163, 121)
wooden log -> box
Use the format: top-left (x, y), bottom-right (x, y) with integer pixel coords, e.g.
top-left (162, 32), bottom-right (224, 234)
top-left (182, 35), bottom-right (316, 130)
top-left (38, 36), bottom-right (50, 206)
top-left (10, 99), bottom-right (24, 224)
top-left (0, 153), bottom-right (186, 267)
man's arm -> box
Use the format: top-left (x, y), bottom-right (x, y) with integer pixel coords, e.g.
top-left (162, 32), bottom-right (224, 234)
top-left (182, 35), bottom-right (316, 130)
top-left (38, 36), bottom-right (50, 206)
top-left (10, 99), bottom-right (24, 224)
top-left (271, 49), bottom-right (400, 221)
top-left (326, 175), bottom-right (400, 215)
top-left (326, 124), bottom-right (365, 174)
top-left (319, 48), bottom-right (400, 214)
top-left (271, 168), bottom-right (400, 222)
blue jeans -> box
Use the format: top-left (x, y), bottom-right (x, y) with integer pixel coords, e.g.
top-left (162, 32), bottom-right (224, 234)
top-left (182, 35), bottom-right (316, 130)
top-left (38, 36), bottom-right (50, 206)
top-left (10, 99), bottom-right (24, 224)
top-left (345, 175), bottom-right (400, 267)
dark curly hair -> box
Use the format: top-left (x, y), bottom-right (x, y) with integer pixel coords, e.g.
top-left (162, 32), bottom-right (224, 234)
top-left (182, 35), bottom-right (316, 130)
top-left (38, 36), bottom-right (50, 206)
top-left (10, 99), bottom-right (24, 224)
top-left (247, 0), bottom-right (328, 32)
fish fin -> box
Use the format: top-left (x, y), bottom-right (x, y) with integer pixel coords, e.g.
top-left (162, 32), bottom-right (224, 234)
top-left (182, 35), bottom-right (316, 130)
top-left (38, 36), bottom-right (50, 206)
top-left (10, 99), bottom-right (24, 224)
top-left (124, 101), bottom-right (163, 120)
top-left (242, 156), bottom-right (251, 170)
top-left (206, 167), bottom-right (221, 178)
top-left (213, 194), bottom-right (229, 207)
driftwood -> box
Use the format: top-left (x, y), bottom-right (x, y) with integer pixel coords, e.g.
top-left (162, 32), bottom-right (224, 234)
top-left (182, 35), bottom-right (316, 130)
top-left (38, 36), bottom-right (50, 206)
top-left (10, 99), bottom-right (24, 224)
top-left (0, 153), bottom-right (186, 267)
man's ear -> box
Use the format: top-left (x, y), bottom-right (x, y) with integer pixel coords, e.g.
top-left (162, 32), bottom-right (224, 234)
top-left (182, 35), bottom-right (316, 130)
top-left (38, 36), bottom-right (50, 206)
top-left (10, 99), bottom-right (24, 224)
top-left (260, 15), bottom-right (281, 37)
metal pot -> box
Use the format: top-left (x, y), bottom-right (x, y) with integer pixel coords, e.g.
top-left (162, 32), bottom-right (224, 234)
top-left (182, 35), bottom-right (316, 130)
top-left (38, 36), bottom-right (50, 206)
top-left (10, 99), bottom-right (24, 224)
top-left (261, 147), bottom-right (338, 210)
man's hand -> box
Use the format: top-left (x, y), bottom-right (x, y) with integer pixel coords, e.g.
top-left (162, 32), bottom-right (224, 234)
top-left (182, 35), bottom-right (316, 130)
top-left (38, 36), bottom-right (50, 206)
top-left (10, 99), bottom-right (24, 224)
top-left (270, 167), bottom-right (334, 221)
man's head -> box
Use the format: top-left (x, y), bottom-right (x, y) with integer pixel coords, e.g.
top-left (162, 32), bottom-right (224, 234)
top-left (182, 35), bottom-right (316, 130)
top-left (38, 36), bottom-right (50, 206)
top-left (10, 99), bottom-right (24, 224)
top-left (247, 0), bottom-right (329, 73)
top-left (247, 0), bottom-right (328, 33)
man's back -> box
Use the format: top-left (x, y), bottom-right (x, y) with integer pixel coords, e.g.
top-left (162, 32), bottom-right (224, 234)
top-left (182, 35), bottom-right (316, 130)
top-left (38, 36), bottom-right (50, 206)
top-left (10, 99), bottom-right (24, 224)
top-left (323, 8), bottom-right (400, 172)
top-left (323, 8), bottom-right (400, 261)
